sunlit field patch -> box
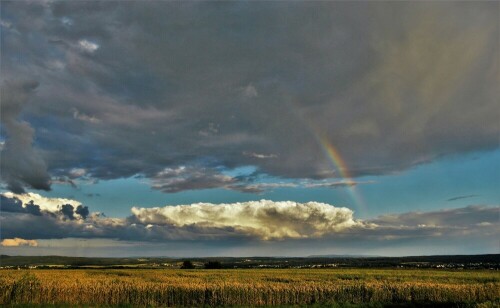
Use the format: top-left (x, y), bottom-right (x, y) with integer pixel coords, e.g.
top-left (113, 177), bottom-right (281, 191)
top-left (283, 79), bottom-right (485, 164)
top-left (0, 269), bottom-right (498, 307)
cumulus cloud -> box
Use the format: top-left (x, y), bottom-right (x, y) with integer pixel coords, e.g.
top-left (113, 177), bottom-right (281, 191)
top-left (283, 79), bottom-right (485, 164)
top-left (1, 196), bottom-right (367, 241)
top-left (0, 2), bottom-right (497, 192)
top-left (0, 195), bottom-right (42, 216)
top-left (130, 200), bottom-right (362, 240)
top-left (0, 192), bottom-right (89, 221)
top-left (1, 238), bottom-right (38, 247)
top-left (2, 192), bottom-right (81, 213)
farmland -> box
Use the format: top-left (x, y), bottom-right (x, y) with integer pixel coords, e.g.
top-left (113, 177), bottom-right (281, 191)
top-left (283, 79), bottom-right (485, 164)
top-left (1, 268), bottom-right (498, 306)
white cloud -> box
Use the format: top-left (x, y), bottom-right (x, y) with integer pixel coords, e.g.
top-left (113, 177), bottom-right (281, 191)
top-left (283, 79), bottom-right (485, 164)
top-left (78, 39), bottom-right (99, 53)
top-left (243, 152), bottom-right (278, 159)
top-left (68, 168), bottom-right (87, 178)
top-left (2, 192), bottom-right (81, 213)
top-left (131, 200), bottom-right (362, 240)
top-left (1, 238), bottom-right (38, 247)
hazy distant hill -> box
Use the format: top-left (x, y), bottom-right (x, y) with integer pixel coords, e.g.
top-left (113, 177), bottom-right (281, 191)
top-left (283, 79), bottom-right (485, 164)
top-left (0, 255), bottom-right (174, 267)
top-left (308, 254), bottom-right (381, 258)
top-left (1, 254), bottom-right (498, 269)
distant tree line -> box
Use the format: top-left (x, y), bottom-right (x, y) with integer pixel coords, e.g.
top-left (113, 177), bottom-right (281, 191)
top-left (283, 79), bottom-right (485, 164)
top-left (181, 260), bottom-right (195, 269)
top-left (181, 260), bottom-right (223, 269)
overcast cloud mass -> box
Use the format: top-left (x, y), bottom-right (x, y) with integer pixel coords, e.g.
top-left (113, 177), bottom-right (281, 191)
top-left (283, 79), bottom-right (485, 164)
top-left (1, 1), bottom-right (498, 193)
top-left (0, 1), bottom-right (498, 256)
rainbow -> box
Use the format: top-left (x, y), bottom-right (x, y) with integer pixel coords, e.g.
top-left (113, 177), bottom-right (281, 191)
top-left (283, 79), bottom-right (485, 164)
top-left (280, 93), bottom-right (367, 214)
top-left (318, 135), bottom-right (367, 215)
top-left (319, 135), bottom-right (351, 179)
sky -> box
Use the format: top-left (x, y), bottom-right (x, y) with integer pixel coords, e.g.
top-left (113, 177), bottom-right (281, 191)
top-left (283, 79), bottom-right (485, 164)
top-left (0, 1), bottom-right (498, 257)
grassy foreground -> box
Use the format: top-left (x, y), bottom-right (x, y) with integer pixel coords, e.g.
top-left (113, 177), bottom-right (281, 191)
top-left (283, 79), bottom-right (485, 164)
top-left (0, 269), bottom-right (498, 307)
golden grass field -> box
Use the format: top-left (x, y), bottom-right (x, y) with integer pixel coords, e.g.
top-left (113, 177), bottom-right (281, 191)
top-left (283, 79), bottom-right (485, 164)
top-left (1, 268), bottom-right (499, 307)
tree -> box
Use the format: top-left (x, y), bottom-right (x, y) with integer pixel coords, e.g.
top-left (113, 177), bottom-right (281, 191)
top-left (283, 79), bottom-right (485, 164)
top-left (204, 261), bottom-right (223, 269)
top-left (181, 260), bottom-right (195, 269)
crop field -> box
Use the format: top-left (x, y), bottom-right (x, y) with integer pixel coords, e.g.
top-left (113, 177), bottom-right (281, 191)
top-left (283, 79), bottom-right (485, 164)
top-left (0, 268), bottom-right (499, 307)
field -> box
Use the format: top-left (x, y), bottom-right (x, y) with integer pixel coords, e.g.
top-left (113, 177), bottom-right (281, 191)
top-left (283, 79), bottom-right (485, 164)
top-left (1, 268), bottom-right (499, 307)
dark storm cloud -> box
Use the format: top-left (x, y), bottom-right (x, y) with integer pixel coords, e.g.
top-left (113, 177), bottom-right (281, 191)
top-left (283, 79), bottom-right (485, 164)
top-left (75, 205), bottom-right (90, 219)
top-left (0, 80), bottom-right (51, 193)
top-left (58, 203), bottom-right (89, 220)
top-left (1, 2), bottom-right (498, 192)
top-left (60, 204), bottom-right (75, 220)
top-left (0, 195), bottom-right (42, 216)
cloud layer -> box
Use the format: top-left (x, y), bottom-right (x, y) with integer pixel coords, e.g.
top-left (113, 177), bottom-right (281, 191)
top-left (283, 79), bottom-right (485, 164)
top-left (1, 2), bottom-right (498, 192)
top-left (1, 193), bottom-right (497, 245)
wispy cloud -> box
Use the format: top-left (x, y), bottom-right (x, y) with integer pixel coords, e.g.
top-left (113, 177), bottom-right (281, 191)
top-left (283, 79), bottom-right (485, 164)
top-left (149, 167), bottom-right (374, 194)
top-left (447, 194), bottom-right (479, 202)
top-left (240, 84), bottom-right (258, 98)
top-left (304, 180), bottom-right (375, 189)
top-left (151, 166), bottom-right (237, 193)
top-left (243, 152), bottom-right (278, 159)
